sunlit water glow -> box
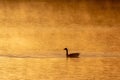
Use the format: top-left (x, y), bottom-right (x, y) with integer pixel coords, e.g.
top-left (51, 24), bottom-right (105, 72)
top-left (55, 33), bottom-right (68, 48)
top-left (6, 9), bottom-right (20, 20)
top-left (0, 0), bottom-right (120, 80)
top-left (0, 57), bottom-right (120, 80)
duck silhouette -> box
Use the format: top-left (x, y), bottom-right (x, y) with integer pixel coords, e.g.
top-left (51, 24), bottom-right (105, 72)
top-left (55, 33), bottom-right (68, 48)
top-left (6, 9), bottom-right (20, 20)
top-left (64, 48), bottom-right (80, 58)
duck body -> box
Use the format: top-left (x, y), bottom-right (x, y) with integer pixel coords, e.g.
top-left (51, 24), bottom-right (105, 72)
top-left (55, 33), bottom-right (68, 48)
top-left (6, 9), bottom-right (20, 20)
top-left (67, 53), bottom-right (80, 58)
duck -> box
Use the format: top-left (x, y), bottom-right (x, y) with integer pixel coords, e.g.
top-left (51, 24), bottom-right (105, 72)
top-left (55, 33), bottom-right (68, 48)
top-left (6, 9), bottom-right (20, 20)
top-left (64, 48), bottom-right (80, 58)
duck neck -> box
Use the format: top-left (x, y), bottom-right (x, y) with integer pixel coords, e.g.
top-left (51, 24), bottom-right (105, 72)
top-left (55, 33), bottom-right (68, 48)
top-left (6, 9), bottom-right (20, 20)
top-left (65, 49), bottom-right (68, 56)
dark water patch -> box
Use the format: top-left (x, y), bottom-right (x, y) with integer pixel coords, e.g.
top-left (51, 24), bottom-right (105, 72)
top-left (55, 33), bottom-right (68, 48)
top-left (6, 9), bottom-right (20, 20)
top-left (0, 52), bottom-right (120, 58)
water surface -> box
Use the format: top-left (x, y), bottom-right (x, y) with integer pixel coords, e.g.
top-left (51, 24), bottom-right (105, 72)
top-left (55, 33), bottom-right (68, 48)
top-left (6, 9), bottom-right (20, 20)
top-left (0, 57), bottom-right (120, 80)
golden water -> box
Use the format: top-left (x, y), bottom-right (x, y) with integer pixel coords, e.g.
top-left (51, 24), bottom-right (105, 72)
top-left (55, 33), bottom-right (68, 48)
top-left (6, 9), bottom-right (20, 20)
top-left (0, 57), bottom-right (120, 80)
top-left (0, 0), bottom-right (120, 80)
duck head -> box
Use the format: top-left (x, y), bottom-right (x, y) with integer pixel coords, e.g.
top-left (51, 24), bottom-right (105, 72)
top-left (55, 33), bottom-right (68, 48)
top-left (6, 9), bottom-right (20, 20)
top-left (64, 48), bottom-right (68, 50)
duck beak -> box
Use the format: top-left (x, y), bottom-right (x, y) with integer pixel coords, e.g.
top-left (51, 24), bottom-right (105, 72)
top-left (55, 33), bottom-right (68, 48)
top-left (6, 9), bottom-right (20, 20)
top-left (64, 48), bottom-right (67, 50)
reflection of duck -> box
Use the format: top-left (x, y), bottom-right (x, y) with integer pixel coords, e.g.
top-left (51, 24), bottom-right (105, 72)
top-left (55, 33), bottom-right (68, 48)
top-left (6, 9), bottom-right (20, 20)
top-left (64, 48), bottom-right (80, 58)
